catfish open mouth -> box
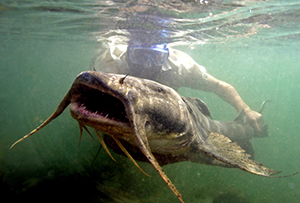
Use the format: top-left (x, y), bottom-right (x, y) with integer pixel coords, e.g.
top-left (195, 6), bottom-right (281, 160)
top-left (71, 84), bottom-right (129, 123)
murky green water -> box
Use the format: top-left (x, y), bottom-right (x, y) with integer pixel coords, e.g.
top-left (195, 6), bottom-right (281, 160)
top-left (1, 1), bottom-right (300, 202)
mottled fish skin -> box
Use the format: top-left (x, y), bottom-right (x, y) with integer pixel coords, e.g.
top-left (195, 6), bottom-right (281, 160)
top-left (11, 71), bottom-right (284, 203)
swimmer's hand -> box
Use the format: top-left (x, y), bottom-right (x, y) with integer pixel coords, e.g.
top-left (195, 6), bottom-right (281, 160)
top-left (244, 107), bottom-right (263, 131)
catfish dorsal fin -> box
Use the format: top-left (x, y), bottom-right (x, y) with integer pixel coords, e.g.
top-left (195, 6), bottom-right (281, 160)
top-left (186, 97), bottom-right (212, 118)
top-left (234, 109), bottom-right (246, 123)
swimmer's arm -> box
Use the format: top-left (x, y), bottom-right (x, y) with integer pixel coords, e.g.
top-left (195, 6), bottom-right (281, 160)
top-left (203, 74), bottom-right (262, 131)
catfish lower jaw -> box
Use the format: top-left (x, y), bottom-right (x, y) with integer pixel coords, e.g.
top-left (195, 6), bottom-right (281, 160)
top-left (70, 102), bottom-right (132, 135)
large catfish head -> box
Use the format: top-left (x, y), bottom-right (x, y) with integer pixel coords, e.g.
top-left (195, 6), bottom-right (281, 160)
top-left (69, 71), bottom-right (193, 153)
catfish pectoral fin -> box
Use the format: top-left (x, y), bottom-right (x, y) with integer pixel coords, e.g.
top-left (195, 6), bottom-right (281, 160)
top-left (143, 148), bottom-right (184, 203)
top-left (200, 132), bottom-right (281, 177)
top-left (133, 127), bottom-right (184, 203)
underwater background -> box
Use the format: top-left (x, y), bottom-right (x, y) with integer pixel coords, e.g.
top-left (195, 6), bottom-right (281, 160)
top-left (1, 0), bottom-right (300, 202)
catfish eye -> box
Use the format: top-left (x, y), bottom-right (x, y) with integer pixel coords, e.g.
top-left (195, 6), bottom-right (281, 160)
top-left (157, 87), bottom-right (164, 93)
top-left (150, 83), bottom-right (166, 93)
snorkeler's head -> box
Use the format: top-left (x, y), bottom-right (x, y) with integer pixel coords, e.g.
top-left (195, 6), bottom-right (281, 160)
top-left (127, 44), bottom-right (169, 68)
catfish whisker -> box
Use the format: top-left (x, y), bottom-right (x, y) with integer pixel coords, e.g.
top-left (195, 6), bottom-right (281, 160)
top-left (119, 74), bottom-right (129, 84)
top-left (94, 129), bottom-right (116, 162)
top-left (80, 123), bottom-right (95, 140)
top-left (110, 135), bottom-right (150, 177)
top-left (78, 122), bottom-right (84, 145)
